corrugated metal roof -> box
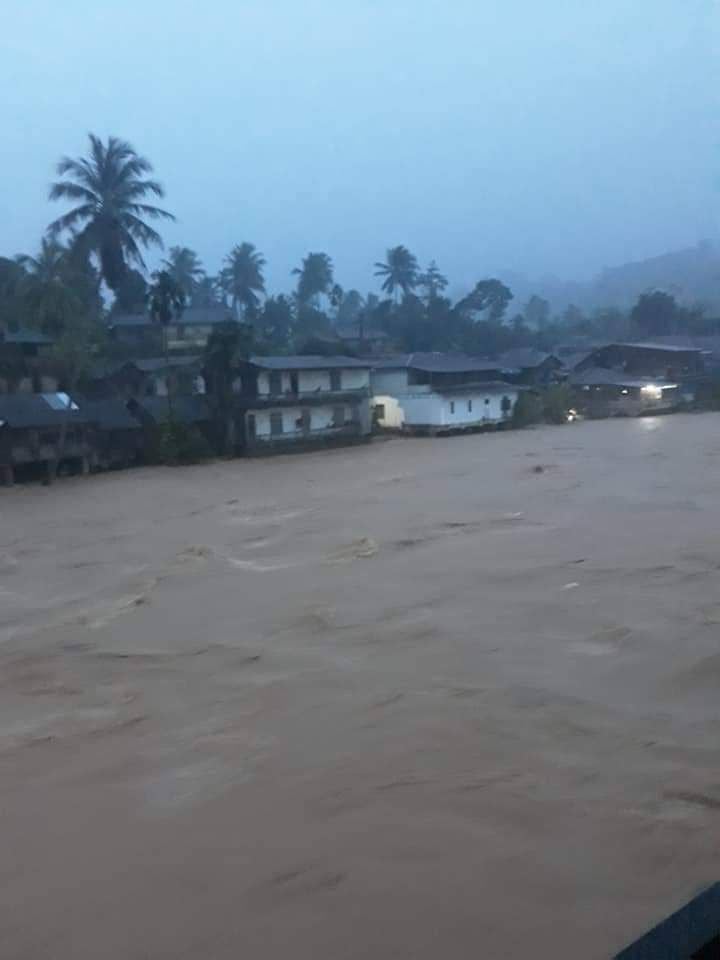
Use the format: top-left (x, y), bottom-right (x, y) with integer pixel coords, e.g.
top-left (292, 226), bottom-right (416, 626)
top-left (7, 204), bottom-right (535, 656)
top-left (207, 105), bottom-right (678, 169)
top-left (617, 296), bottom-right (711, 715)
top-left (0, 393), bottom-right (88, 428)
top-left (249, 355), bottom-right (371, 370)
top-left (431, 380), bottom-right (521, 395)
top-left (80, 398), bottom-right (140, 430)
top-left (497, 348), bottom-right (560, 370)
top-left (372, 353), bottom-right (501, 374)
top-left (569, 368), bottom-right (678, 389)
top-left (601, 341), bottom-right (704, 354)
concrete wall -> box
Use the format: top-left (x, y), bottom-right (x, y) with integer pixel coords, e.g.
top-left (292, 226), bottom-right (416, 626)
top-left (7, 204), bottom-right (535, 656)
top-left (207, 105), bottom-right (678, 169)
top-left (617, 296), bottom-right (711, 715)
top-left (249, 403), bottom-right (367, 442)
top-left (374, 395), bottom-right (405, 429)
top-left (402, 389), bottom-right (518, 429)
top-left (371, 369), bottom-right (409, 395)
top-left (342, 369), bottom-right (370, 390)
top-left (257, 367), bottom-right (370, 396)
top-left (298, 370), bottom-right (331, 393)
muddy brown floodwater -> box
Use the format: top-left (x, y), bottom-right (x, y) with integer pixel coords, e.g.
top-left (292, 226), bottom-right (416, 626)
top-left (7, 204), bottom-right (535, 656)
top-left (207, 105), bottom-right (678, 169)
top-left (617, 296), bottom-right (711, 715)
top-left (2, 414), bottom-right (720, 958)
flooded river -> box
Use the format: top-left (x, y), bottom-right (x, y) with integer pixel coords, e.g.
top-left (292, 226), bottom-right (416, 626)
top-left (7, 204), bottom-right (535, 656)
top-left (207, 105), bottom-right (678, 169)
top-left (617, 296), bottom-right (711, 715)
top-left (2, 415), bottom-right (719, 958)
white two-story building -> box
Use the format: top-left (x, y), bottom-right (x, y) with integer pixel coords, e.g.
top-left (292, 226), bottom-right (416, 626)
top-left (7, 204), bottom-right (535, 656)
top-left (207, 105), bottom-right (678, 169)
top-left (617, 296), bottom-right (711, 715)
top-left (370, 353), bottom-right (520, 434)
top-left (236, 356), bottom-right (372, 451)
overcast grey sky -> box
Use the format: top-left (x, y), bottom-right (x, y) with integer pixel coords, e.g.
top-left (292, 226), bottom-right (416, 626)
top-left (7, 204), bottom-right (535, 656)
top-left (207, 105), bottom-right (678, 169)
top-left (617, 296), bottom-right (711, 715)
top-left (1, 0), bottom-right (717, 295)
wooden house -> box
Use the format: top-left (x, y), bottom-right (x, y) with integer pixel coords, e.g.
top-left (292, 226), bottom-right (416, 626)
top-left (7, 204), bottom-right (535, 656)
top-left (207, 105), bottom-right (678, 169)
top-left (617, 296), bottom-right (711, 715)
top-left (0, 393), bottom-right (92, 484)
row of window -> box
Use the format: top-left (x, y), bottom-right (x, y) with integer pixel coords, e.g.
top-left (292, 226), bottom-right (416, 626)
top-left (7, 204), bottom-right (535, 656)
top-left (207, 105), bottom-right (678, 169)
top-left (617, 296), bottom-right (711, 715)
top-left (448, 397), bottom-right (512, 415)
top-left (249, 406), bottom-right (353, 438)
top-left (267, 370), bottom-right (343, 394)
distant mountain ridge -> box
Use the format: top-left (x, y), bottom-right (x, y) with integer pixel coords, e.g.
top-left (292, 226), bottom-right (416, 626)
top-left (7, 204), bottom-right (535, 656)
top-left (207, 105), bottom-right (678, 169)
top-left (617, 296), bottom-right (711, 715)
top-left (497, 241), bottom-right (720, 315)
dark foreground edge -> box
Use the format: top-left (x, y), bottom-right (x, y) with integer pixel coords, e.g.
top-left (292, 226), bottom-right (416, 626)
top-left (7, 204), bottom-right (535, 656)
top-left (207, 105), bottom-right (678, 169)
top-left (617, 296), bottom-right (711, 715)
top-left (616, 883), bottom-right (720, 959)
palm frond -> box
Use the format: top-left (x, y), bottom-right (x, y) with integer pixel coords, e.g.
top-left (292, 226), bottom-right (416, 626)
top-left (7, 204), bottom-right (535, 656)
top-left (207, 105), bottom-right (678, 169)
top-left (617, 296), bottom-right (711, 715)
top-left (47, 205), bottom-right (96, 235)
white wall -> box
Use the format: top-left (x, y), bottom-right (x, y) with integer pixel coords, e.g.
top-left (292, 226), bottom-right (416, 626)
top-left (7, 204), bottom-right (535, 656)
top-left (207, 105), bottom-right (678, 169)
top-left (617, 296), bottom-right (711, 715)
top-left (248, 403), bottom-right (364, 441)
top-left (342, 369), bottom-right (370, 390)
top-left (374, 395), bottom-right (405, 428)
top-left (371, 369), bottom-right (409, 395)
top-left (256, 367), bottom-right (369, 395)
top-left (298, 370), bottom-right (330, 393)
top-left (402, 389), bottom-right (518, 428)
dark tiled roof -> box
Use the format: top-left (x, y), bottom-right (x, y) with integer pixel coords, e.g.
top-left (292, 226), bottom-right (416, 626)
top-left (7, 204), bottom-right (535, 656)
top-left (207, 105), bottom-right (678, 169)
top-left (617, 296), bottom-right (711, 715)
top-left (372, 353), bottom-right (500, 374)
top-left (110, 307), bottom-right (233, 328)
top-left (598, 341), bottom-right (704, 355)
top-left (431, 380), bottom-right (521, 395)
top-left (80, 398), bottom-right (140, 430)
top-left (569, 368), bottom-right (678, 389)
top-left (249, 355), bottom-right (371, 370)
top-left (0, 393), bottom-right (88, 428)
top-left (497, 348), bottom-right (560, 370)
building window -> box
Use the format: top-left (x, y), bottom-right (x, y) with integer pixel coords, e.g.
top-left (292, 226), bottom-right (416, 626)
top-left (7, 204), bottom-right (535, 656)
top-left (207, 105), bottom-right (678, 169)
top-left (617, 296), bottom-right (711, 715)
top-left (332, 405), bottom-right (345, 427)
top-left (375, 403), bottom-right (385, 419)
top-left (484, 397), bottom-right (490, 405)
top-left (467, 400), bottom-right (472, 413)
top-left (290, 372), bottom-right (299, 395)
top-left (270, 411), bottom-right (283, 436)
top-left (450, 401), bottom-right (455, 414)
top-left (247, 414), bottom-right (256, 441)
top-left (330, 370), bottom-right (342, 391)
top-left (269, 372), bottom-right (283, 395)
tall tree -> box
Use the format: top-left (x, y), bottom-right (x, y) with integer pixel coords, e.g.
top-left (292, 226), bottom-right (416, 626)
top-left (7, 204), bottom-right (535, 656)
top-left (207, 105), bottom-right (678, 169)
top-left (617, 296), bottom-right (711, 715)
top-left (337, 289), bottom-right (365, 326)
top-left (18, 237), bottom-right (101, 336)
top-left (112, 268), bottom-right (148, 315)
top-left (220, 243), bottom-right (266, 317)
top-left (162, 246), bottom-right (205, 302)
top-left (193, 274), bottom-right (223, 308)
top-left (293, 252), bottom-right (334, 307)
top-left (631, 290), bottom-right (682, 337)
top-left (457, 278), bottom-right (513, 323)
top-left (258, 295), bottom-right (294, 351)
top-left (523, 294), bottom-right (551, 329)
top-left (148, 270), bottom-right (185, 327)
top-left (417, 260), bottom-right (448, 301)
top-left (0, 258), bottom-right (28, 331)
top-left (329, 283), bottom-right (345, 320)
top-left (148, 270), bottom-right (186, 415)
top-left (204, 320), bottom-right (254, 453)
top-left (48, 133), bottom-right (175, 291)
top-left (374, 246), bottom-right (419, 302)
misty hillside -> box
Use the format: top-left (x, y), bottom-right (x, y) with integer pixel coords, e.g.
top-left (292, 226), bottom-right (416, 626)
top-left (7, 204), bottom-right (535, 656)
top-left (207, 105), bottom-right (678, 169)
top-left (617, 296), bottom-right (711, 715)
top-left (503, 242), bottom-right (720, 316)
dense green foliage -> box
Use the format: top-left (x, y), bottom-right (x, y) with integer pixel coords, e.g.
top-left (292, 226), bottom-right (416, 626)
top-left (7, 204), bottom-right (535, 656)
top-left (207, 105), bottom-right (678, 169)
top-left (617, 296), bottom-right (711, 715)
top-left (3, 132), bottom-right (720, 412)
top-left (48, 134), bottom-right (175, 291)
top-left (155, 419), bottom-right (213, 464)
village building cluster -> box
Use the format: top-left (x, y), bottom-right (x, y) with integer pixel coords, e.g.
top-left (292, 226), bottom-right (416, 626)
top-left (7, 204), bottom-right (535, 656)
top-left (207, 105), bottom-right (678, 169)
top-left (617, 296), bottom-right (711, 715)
top-left (1, 314), bottom-right (717, 485)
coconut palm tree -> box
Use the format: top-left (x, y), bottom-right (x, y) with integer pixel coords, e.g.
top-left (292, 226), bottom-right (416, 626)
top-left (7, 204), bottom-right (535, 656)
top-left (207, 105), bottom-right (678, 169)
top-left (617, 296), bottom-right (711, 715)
top-left (374, 246), bottom-right (419, 301)
top-left (17, 237), bottom-right (97, 336)
top-left (192, 274), bottom-right (223, 308)
top-left (148, 270), bottom-right (186, 417)
top-left (220, 243), bottom-right (266, 318)
top-left (293, 252), bottom-right (334, 307)
top-left (48, 133), bottom-right (175, 292)
top-left (417, 260), bottom-right (448, 301)
top-left (162, 246), bottom-right (205, 302)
